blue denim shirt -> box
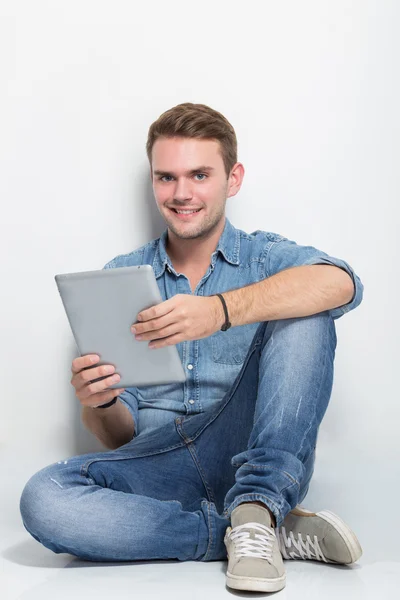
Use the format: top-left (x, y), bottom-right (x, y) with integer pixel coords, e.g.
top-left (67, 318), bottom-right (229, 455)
top-left (103, 217), bottom-right (363, 435)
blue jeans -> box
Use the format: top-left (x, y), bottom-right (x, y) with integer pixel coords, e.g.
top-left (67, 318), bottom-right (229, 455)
top-left (20, 312), bottom-right (336, 562)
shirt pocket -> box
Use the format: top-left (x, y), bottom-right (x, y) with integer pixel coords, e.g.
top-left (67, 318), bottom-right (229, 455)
top-left (211, 326), bottom-right (252, 365)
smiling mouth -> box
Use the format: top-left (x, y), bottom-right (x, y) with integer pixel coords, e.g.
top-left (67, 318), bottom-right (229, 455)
top-left (170, 208), bottom-right (202, 215)
top-left (170, 208), bottom-right (202, 221)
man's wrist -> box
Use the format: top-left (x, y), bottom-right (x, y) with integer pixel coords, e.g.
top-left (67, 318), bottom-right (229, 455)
top-left (92, 397), bottom-right (118, 409)
top-left (210, 294), bottom-right (228, 331)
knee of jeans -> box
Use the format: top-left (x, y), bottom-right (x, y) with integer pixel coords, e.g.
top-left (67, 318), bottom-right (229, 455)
top-left (20, 469), bottom-right (62, 535)
top-left (262, 310), bottom-right (336, 350)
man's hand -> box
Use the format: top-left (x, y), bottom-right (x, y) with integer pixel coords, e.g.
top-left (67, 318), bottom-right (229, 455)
top-left (131, 294), bottom-right (225, 349)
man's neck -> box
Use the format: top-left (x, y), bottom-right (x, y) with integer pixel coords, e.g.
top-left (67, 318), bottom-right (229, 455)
top-left (166, 217), bottom-right (225, 270)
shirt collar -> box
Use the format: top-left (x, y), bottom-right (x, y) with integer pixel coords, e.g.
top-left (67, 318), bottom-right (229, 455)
top-left (152, 216), bottom-right (240, 278)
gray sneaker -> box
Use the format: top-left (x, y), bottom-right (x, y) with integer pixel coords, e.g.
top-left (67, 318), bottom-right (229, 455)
top-left (224, 504), bottom-right (286, 592)
top-left (276, 504), bottom-right (363, 564)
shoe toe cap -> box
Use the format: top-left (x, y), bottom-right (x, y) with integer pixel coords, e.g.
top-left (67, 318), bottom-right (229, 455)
top-left (232, 556), bottom-right (284, 578)
top-left (322, 529), bottom-right (362, 564)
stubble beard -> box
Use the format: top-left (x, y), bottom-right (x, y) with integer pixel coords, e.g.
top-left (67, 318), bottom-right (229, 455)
top-left (165, 196), bottom-right (227, 241)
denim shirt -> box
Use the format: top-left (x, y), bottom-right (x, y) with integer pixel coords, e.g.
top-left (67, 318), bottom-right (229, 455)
top-left (103, 217), bottom-right (363, 435)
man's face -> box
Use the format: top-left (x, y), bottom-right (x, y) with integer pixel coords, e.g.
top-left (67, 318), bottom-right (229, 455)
top-left (151, 136), bottom-right (233, 241)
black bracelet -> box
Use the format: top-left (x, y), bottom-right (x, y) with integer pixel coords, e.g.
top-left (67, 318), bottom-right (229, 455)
top-left (215, 293), bottom-right (231, 331)
top-left (94, 397), bottom-right (118, 409)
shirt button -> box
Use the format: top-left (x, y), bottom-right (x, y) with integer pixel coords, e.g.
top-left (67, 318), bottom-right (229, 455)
top-left (187, 364), bottom-right (193, 370)
top-left (189, 399), bottom-right (195, 404)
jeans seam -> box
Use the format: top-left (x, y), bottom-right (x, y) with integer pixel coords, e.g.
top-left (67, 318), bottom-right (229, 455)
top-left (80, 442), bottom-right (186, 476)
top-left (185, 443), bottom-right (215, 504)
top-left (202, 500), bottom-right (214, 561)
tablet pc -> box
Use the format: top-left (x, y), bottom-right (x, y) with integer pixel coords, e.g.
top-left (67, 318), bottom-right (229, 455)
top-left (54, 264), bottom-right (187, 388)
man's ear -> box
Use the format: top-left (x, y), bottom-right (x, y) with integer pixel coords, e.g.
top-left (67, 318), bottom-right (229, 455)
top-left (227, 162), bottom-right (245, 198)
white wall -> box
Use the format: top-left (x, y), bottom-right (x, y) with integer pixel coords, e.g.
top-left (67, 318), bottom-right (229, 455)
top-left (1, 0), bottom-right (398, 549)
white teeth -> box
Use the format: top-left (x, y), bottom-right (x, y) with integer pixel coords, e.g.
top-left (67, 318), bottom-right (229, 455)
top-left (174, 209), bottom-right (200, 214)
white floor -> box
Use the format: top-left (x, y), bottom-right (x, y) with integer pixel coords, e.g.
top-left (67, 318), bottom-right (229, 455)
top-left (2, 446), bottom-right (399, 600)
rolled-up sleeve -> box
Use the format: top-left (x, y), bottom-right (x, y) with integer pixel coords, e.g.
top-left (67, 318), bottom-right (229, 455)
top-left (265, 236), bottom-right (364, 320)
top-left (117, 388), bottom-right (140, 436)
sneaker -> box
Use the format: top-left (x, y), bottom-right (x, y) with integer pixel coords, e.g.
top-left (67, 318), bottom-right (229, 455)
top-left (276, 504), bottom-right (363, 564)
top-left (224, 504), bottom-right (286, 592)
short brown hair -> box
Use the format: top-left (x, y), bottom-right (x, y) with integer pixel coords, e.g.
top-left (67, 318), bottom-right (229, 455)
top-left (146, 102), bottom-right (237, 178)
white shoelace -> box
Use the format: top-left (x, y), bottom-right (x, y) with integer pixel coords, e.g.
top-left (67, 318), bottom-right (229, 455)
top-left (227, 522), bottom-right (276, 561)
top-left (277, 526), bottom-right (328, 561)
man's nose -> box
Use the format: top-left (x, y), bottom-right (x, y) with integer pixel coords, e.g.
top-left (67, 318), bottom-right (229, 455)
top-left (174, 177), bottom-right (192, 201)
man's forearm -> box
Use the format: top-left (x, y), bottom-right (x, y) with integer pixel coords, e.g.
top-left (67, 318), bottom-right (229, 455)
top-left (213, 265), bottom-right (354, 327)
top-left (81, 399), bottom-right (135, 450)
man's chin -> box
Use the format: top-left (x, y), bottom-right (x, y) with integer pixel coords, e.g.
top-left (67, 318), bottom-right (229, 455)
top-left (164, 212), bottom-right (200, 234)
top-left (168, 225), bottom-right (203, 240)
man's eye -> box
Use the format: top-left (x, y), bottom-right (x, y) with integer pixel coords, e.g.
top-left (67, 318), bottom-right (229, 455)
top-left (194, 173), bottom-right (207, 181)
top-left (160, 175), bottom-right (173, 182)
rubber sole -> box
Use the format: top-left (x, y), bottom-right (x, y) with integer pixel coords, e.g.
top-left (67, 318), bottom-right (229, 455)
top-left (226, 571), bottom-right (286, 592)
top-left (287, 504), bottom-right (363, 564)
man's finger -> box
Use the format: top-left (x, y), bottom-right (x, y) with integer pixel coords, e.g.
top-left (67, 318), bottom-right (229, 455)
top-left (137, 297), bottom-right (177, 322)
top-left (149, 332), bottom-right (184, 349)
top-left (132, 311), bottom-right (175, 334)
top-left (136, 322), bottom-right (181, 341)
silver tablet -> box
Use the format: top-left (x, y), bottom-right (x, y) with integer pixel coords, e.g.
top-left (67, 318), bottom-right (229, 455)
top-left (54, 265), bottom-right (187, 388)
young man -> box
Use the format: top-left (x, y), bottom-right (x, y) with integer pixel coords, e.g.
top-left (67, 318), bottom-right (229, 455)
top-left (20, 103), bottom-right (364, 593)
